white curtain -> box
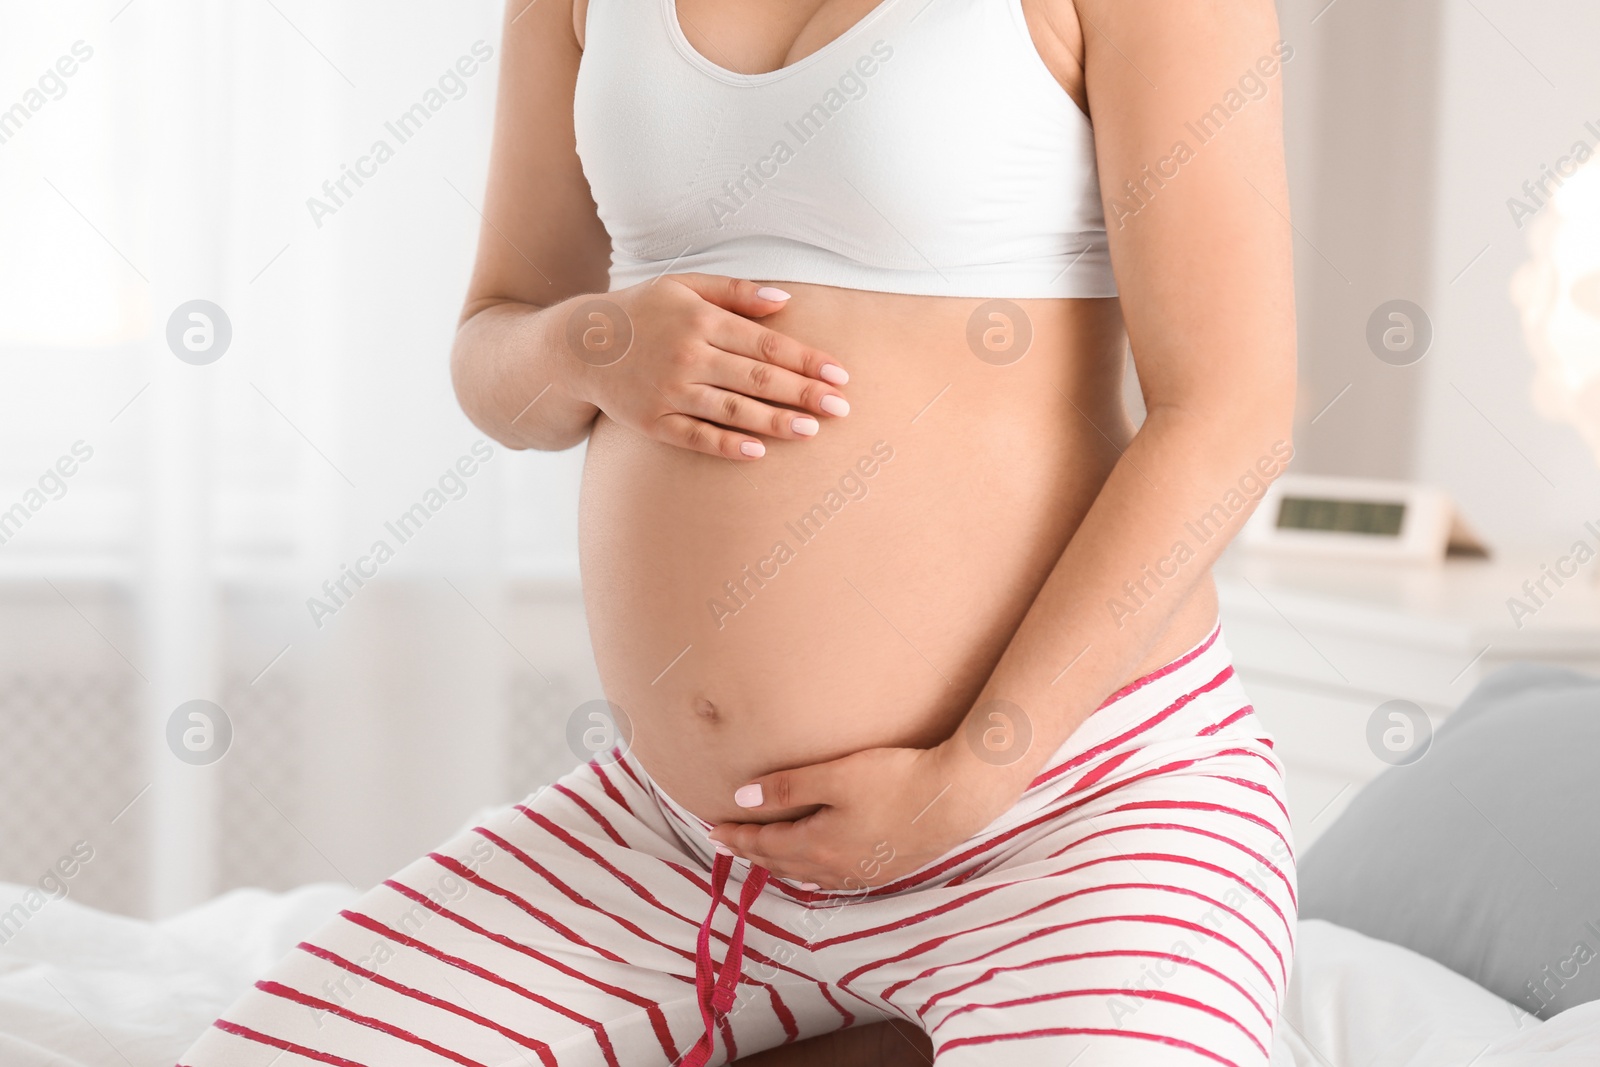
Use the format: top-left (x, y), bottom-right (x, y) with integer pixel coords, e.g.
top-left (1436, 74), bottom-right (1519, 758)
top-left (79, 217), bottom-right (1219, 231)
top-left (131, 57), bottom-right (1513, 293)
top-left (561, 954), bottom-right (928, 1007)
top-left (0, 1), bottom-right (592, 918)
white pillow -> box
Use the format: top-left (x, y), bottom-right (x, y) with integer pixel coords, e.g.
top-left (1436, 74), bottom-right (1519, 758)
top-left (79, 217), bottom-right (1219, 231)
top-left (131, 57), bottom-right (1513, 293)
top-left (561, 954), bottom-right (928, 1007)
top-left (1297, 665), bottom-right (1600, 1019)
top-left (1274, 919), bottom-right (1536, 1067)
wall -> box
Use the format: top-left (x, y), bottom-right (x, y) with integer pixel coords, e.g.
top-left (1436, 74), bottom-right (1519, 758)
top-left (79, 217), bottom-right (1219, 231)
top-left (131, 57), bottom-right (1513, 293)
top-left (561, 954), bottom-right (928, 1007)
top-left (1413, 0), bottom-right (1600, 557)
top-left (1281, 0), bottom-right (1446, 484)
top-left (1279, 0), bottom-right (1600, 556)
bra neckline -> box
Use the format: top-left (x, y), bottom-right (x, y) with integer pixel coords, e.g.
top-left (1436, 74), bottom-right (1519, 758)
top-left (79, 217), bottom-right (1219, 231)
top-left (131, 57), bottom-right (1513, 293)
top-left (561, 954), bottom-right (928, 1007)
top-left (662, 0), bottom-right (906, 86)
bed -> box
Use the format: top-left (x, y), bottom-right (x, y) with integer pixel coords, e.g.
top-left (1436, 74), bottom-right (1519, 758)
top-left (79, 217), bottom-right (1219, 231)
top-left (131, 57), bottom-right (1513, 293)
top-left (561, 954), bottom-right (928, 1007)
top-left (5, 884), bottom-right (1598, 1066)
top-left (5, 662), bottom-right (1598, 1065)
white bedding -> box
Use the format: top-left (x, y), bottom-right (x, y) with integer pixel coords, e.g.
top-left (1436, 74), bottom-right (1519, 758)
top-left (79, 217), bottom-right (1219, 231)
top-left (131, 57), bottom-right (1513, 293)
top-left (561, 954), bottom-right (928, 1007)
top-left (1273, 921), bottom-right (1600, 1067)
top-left (2, 881), bottom-right (1598, 1066)
top-left (0, 881), bottom-right (358, 1067)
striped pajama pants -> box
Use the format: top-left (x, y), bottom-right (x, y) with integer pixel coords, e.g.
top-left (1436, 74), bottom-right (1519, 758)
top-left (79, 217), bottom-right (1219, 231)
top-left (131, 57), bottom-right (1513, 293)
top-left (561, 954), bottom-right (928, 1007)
top-left (180, 620), bottom-right (1296, 1066)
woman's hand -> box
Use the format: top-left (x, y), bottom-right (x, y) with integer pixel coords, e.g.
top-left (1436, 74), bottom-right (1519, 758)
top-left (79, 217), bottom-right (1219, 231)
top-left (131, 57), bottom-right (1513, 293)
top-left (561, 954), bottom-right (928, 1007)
top-left (561, 273), bottom-right (851, 460)
top-left (706, 738), bottom-right (1023, 890)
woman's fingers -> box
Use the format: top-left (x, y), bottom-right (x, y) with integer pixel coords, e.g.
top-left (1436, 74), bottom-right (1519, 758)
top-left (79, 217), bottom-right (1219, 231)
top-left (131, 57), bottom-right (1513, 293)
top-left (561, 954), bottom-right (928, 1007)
top-left (676, 384), bottom-right (830, 440)
top-left (703, 350), bottom-right (850, 423)
top-left (707, 309), bottom-right (850, 391)
top-left (600, 275), bottom-right (852, 458)
top-left (651, 346), bottom-right (842, 450)
top-left (713, 820), bottom-right (824, 883)
top-left (668, 273), bottom-right (796, 321)
top-left (651, 382), bottom-right (823, 461)
top-left (655, 412), bottom-right (768, 461)
top-left (732, 758), bottom-right (846, 811)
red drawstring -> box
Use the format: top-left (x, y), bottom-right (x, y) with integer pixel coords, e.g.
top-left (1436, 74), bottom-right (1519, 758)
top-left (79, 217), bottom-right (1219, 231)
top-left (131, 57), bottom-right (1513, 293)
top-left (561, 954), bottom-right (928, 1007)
top-left (682, 851), bottom-right (770, 1067)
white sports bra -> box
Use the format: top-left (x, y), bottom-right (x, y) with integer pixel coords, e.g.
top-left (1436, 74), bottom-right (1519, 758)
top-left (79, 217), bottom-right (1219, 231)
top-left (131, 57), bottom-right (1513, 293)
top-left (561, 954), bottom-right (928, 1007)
top-left (573, 0), bottom-right (1117, 299)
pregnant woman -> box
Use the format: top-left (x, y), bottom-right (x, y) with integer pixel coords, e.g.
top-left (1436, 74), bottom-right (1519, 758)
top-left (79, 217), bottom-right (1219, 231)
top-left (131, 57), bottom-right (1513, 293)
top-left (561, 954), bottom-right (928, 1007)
top-left (183, 0), bottom-right (1297, 1063)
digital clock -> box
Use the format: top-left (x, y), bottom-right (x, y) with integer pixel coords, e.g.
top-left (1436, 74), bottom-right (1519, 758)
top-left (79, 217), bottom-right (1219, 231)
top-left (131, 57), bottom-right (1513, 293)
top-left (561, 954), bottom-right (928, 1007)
top-left (1240, 474), bottom-right (1487, 562)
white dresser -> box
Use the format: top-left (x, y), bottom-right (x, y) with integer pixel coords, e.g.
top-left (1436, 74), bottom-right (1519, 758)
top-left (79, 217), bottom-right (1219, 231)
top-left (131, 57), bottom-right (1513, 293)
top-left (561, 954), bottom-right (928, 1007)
top-left (1211, 546), bottom-right (1600, 849)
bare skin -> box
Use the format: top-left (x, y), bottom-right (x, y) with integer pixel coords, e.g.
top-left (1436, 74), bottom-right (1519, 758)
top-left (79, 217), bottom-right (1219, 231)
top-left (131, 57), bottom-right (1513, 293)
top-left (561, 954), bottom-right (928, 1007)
top-left (451, 0), bottom-right (1295, 1060)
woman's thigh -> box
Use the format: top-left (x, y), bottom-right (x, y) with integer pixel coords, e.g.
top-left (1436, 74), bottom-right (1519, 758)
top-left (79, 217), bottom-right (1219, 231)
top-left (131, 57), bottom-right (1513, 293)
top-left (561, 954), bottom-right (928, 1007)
top-left (854, 747), bottom-right (1296, 1067)
top-left (176, 755), bottom-right (834, 1067)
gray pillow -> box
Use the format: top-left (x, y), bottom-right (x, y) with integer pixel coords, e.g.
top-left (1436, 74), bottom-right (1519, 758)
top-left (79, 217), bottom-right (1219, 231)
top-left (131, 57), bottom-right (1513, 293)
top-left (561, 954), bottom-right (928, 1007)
top-left (1298, 662), bottom-right (1600, 1018)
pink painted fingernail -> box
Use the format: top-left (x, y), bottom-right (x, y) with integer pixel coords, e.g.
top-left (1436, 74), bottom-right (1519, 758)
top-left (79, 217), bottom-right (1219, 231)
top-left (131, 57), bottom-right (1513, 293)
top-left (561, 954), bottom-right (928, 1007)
top-left (740, 440), bottom-right (765, 458)
top-left (819, 364), bottom-right (849, 385)
top-left (714, 842), bottom-right (732, 857)
top-left (791, 416), bottom-right (819, 436)
top-left (756, 286), bottom-right (791, 302)
top-left (799, 882), bottom-right (820, 891)
top-left (734, 784), bottom-right (763, 808)
top-left (819, 395), bottom-right (849, 417)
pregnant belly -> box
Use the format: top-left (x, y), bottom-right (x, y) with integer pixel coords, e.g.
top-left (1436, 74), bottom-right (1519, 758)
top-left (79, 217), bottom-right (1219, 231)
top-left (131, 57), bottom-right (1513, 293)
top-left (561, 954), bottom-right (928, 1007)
top-left (578, 286), bottom-right (1131, 825)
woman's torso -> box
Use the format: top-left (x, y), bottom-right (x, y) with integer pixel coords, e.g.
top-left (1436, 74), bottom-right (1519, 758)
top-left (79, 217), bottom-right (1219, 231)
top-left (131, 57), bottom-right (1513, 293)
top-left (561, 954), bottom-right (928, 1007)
top-left (571, 0), bottom-right (1220, 825)
top-left (580, 286), bottom-right (1220, 825)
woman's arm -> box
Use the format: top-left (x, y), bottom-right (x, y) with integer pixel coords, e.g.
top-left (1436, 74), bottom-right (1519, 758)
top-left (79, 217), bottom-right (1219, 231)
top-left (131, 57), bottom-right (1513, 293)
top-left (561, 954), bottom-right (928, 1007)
top-left (452, 1), bottom-right (854, 457)
top-left (940, 0), bottom-right (1292, 799)
top-left (451, 0), bottom-right (612, 451)
top-left (937, 0), bottom-right (1298, 808)
top-left (710, 0), bottom-right (1297, 886)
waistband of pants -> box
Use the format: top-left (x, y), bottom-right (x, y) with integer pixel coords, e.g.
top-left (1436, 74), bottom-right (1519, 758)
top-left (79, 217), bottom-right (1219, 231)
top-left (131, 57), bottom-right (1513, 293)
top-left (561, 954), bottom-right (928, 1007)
top-left (634, 614), bottom-right (1236, 888)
